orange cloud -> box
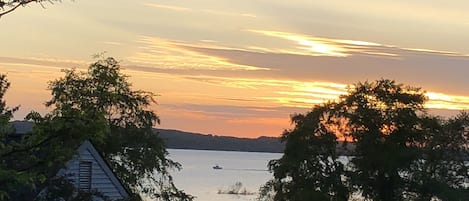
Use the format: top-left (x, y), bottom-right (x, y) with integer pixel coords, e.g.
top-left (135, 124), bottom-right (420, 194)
top-left (179, 74), bottom-right (469, 111)
top-left (226, 117), bottom-right (288, 126)
top-left (425, 92), bottom-right (469, 110)
top-left (4, 56), bottom-right (469, 113)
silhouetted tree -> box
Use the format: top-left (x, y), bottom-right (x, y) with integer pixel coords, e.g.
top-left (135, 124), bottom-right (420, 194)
top-left (259, 79), bottom-right (469, 201)
top-left (406, 114), bottom-right (469, 200)
top-left (0, 57), bottom-right (193, 200)
top-left (29, 56), bottom-right (193, 200)
top-left (0, 74), bottom-right (32, 201)
top-left (336, 80), bottom-right (427, 201)
top-left (259, 105), bottom-right (348, 201)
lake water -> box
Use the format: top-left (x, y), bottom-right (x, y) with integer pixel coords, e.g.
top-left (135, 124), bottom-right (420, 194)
top-left (167, 150), bottom-right (466, 201)
top-left (167, 149), bottom-right (282, 201)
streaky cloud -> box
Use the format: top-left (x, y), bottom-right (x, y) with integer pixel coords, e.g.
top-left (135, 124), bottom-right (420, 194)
top-left (176, 74), bottom-right (469, 111)
top-left (127, 36), bottom-right (268, 71)
top-left (142, 2), bottom-right (256, 18)
top-left (102, 41), bottom-right (123, 46)
top-left (248, 30), bottom-right (469, 58)
top-left (142, 3), bottom-right (191, 11)
top-left (248, 30), bottom-right (393, 57)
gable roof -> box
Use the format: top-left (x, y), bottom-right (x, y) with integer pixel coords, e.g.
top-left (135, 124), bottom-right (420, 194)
top-left (8, 122), bottom-right (131, 200)
top-left (58, 140), bottom-right (130, 199)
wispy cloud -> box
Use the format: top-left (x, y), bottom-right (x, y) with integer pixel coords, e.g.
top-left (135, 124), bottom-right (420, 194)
top-left (240, 13), bottom-right (257, 18)
top-left (3, 55), bottom-right (469, 137)
top-left (180, 74), bottom-right (469, 111)
top-left (4, 55), bottom-right (469, 111)
top-left (199, 39), bottom-right (218, 43)
top-left (102, 41), bottom-right (123, 46)
top-left (400, 47), bottom-right (466, 56)
top-left (249, 30), bottom-right (389, 57)
top-left (142, 3), bottom-right (190, 11)
top-left (127, 36), bottom-right (268, 71)
top-left (142, 2), bottom-right (256, 18)
top-left (249, 30), bottom-right (349, 57)
top-left (225, 117), bottom-right (286, 126)
top-left (200, 9), bottom-right (257, 18)
top-left (0, 56), bottom-right (87, 70)
top-left (248, 30), bottom-right (469, 58)
top-left (181, 75), bottom-right (345, 108)
top-left (426, 92), bottom-right (469, 110)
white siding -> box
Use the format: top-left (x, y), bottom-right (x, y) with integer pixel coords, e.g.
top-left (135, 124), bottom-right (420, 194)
top-left (61, 145), bottom-right (127, 200)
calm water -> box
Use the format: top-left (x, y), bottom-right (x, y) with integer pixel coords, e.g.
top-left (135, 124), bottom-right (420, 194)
top-left (167, 149), bottom-right (282, 201)
top-left (166, 150), bottom-right (467, 201)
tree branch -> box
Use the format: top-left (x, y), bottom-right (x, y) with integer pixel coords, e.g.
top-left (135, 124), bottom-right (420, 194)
top-left (0, 2), bottom-right (22, 18)
top-left (0, 131), bottom-right (60, 158)
top-left (0, 0), bottom-right (39, 18)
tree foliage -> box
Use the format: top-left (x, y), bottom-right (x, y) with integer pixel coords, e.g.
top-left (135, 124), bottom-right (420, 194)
top-left (39, 56), bottom-right (192, 200)
top-left (337, 80), bottom-right (427, 201)
top-left (0, 74), bottom-right (32, 201)
top-left (259, 105), bottom-right (348, 201)
top-left (259, 79), bottom-right (469, 201)
top-left (407, 113), bottom-right (469, 200)
top-left (0, 57), bottom-right (193, 200)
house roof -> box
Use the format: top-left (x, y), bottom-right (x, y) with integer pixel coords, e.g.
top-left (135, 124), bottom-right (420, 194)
top-left (8, 121), bottom-right (131, 199)
top-left (58, 140), bottom-right (130, 199)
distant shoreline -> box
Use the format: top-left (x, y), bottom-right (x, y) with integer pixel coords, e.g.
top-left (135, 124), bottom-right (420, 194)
top-left (11, 121), bottom-right (357, 155)
top-left (157, 128), bottom-right (286, 153)
top-left (166, 147), bottom-right (284, 154)
top-left (11, 121), bottom-right (286, 153)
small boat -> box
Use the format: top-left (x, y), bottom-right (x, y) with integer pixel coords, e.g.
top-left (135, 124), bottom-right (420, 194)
top-left (213, 164), bottom-right (223, 170)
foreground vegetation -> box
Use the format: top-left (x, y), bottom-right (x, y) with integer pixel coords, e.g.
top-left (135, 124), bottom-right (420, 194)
top-left (259, 79), bottom-right (469, 201)
top-left (218, 182), bottom-right (255, 196)
top-left (0, 57), bottom-right (192, 201)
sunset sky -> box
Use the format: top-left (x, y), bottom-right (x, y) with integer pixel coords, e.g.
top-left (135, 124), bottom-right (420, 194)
top-left (2, 0), bottom-right (469, 138)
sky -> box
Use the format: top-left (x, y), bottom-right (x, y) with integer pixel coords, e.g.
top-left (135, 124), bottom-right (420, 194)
top-left (1, 0), bottom-right (469, 138)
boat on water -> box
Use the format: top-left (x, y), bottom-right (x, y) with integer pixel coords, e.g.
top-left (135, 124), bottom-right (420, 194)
top-left (212, 164), bottom-right (223, 170)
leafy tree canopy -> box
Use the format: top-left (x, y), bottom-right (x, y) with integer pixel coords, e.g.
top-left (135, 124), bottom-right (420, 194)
top-left (259, 79), bottom-right (469, 201)
top-left (260, 104), bottom-right (349, 201)
top-left (0, 74), bottom-right (31, 201)
top-left (0, 57), bottom-right (193, 201)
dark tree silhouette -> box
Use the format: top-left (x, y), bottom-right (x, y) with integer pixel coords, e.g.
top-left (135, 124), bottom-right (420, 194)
top-left (259, 105), bottom-right (348, 201)
top-left (259, 79), bottom-right (469, 201)
top-left (336, 80), bottom-right (427, 201)
top-left (0, 57), bottom-right (193, 201)
top-left (32, 56), bottom-right (193, 200)
top-left (0, 74), bottom-right (29, 201)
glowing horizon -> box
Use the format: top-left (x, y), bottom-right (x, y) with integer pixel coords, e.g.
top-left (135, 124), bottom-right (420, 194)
top-left (2, 0), bottom-right (469, 137)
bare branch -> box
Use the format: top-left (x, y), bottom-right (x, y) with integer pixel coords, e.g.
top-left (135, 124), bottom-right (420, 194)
top-left (0, 2), bottom-right (23, 18)
top-left (0, 0), bottom-right (58, 19)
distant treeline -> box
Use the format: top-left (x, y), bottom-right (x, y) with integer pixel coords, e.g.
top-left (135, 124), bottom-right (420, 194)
top-left (11, 121), bottom-right (286, 153)
top-left (156, 129), bottom-right (285, 153)
top-left (12, 121), bottom-right (358, 154)
top-left (157, 129), bottom-right (358, 154)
